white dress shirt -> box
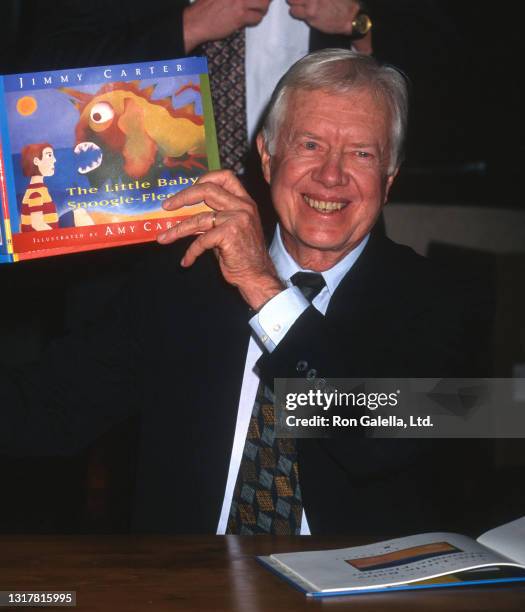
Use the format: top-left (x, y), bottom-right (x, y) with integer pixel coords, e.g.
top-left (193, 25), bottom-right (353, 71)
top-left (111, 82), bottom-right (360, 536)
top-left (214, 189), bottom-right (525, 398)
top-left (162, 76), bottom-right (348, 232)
top-left (245, 0), bottom-right (310, 143)
top-left (216, 227), bottom-right (369, 534)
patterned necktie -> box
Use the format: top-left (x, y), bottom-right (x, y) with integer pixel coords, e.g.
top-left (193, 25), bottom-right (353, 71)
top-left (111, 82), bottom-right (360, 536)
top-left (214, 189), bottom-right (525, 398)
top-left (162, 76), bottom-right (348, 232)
top-left (226, 382), bottom-right (302, 535)
top-left (202, 30), bottom-right (248, 175)
top-left (226, 273), bottom-right (326, 535)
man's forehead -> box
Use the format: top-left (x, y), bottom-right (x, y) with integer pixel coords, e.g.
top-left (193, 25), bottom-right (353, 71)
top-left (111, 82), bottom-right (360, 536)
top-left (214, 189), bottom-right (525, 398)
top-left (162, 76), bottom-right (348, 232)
top-left (282, 87), bottom-right (390, 136)
top-left (288, 86), bottom-right (386, 114)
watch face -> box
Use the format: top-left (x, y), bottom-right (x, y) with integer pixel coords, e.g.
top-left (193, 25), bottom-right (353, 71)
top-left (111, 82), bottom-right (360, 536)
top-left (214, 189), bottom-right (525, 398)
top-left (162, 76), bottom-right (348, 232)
top-left (353, 14), bottom-right (372, 35)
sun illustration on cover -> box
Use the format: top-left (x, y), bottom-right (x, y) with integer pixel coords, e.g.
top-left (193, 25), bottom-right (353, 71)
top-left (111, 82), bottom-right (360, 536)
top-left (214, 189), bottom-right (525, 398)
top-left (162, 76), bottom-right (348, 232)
top-left (16, 96), bottom-right (38, 116)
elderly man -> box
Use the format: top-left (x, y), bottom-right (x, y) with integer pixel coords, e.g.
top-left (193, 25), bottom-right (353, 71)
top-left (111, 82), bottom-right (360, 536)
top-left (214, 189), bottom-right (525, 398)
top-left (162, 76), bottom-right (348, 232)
top-left (2, 50), bottom-right (488, 536)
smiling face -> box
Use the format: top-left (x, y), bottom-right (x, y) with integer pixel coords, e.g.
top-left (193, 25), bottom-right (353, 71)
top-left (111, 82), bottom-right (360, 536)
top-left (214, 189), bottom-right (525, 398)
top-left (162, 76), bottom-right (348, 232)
top-left (258, 88), bottom-right (398, 270)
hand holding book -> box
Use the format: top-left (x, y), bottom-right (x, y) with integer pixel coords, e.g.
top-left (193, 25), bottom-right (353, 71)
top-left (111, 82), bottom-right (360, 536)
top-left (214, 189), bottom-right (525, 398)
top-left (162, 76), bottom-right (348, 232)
top-left (158, 169), bottom-right (284, 311)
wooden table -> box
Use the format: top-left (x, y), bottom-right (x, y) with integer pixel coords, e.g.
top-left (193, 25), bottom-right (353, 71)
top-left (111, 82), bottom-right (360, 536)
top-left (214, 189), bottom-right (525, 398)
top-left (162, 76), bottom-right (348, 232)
top-left (1, 535), bottom-right (524, 611)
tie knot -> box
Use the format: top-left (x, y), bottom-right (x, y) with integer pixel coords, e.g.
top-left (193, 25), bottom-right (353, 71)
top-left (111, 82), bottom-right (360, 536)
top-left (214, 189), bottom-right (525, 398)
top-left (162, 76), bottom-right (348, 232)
top-left (290, 272), bottom-right (326, 302)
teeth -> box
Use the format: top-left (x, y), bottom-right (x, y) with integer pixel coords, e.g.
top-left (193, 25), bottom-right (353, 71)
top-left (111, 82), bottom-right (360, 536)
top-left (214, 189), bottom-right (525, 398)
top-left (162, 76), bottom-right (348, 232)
top-left (304, 195), bottom-right (346, 212)
top-left (74, 142), bottom-right (100, 155)
top-left (74, 141), bottom-right (101, 154)
top-left (75, 140), bottom-right (103, 174)
top-left (78, 155), bottom-right (102, 174)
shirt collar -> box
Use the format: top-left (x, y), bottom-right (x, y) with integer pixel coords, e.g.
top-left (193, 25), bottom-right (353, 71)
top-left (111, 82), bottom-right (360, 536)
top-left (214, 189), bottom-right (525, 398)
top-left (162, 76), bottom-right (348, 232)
top-left (269, 225), bottom-right (369, 296)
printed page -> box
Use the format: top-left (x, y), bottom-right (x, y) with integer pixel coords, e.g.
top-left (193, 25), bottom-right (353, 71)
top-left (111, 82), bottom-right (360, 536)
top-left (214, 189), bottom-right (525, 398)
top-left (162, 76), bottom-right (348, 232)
top-left (478, 516), bottom-right (525, 565)
top-left (271, 532), bottom-right (522, 593)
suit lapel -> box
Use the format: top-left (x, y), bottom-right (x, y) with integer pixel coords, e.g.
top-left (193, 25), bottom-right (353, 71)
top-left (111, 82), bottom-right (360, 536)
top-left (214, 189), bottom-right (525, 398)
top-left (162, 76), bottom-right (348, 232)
top-left (325, 231), bottom-right (392, 315)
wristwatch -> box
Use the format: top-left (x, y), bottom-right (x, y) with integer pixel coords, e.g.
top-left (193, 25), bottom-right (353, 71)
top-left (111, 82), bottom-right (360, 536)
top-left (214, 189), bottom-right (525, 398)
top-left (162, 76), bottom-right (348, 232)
top-left (351, 12), bottom-right (373, 40)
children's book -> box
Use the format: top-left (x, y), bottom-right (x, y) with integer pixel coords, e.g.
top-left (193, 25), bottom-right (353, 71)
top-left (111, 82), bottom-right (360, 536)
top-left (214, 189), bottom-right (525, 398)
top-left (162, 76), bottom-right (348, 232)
top-left (258, 516), bottom-right (525, 597)
top-left (0, 56), bottom-right (218, 263)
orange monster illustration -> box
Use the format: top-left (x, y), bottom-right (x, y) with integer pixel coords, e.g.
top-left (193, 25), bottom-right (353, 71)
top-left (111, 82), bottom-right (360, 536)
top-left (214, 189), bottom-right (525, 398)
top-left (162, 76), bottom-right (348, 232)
top-left (61, 82), bottom-right (207, 180)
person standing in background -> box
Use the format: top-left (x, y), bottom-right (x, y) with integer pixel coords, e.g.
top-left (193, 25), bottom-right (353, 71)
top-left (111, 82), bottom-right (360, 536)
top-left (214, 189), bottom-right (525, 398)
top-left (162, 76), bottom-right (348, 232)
top-left (9, 0), bottom-right (370, 175)
top-left (182, 0), bottom-right (371, 174)
top-left (7, 0), bottom-right (462, 188)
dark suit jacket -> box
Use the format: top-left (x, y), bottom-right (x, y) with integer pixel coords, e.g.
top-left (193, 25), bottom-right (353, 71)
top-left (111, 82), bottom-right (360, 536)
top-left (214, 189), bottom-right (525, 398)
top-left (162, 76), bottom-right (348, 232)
top-left (1, 231), bottom-right (494, 535)
top-left (11, 0), bottom-right (186, 72)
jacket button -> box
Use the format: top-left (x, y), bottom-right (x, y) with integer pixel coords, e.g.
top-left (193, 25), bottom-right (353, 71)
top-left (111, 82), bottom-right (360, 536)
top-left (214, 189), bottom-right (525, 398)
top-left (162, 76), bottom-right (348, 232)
top-left (306, 368), bottom-right (317, 380)
top-left (296, 360), bottom-right (308, 372)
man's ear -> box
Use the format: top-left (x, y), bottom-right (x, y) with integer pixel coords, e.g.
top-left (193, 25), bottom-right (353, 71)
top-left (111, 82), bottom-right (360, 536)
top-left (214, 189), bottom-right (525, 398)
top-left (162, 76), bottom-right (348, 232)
top-left (383, 168), bottom-right (399, 204)
top-left (256, 132), bottom-right (272, 184)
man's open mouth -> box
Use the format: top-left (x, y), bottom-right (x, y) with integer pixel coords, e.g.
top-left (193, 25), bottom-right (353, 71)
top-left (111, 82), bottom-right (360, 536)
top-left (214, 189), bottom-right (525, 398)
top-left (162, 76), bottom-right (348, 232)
top-left (303, 194), bottom-right (348, 212)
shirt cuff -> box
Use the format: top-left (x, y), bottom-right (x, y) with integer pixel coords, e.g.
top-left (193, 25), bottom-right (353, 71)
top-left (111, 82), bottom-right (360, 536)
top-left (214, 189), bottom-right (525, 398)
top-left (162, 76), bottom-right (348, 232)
top-left (249, 287), bottom-right (309, 353)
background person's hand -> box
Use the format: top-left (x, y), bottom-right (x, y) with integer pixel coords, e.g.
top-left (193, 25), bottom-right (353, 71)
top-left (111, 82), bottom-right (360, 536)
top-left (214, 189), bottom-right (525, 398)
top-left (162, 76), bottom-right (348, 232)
top-left (286, 0), bottom-right (372, 53)
top-left (183, 0), bottom-right (272, 53)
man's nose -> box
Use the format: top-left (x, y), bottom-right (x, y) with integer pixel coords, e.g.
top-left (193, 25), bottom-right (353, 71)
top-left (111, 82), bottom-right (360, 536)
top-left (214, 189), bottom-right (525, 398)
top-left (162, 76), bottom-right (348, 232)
top-left (311, 153), bottom-right (349, 188)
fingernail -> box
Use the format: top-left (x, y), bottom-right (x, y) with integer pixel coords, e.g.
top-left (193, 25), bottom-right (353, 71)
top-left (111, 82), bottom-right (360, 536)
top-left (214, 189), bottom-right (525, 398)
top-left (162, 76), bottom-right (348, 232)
top-left (157, 233), bottom-right (166, 241)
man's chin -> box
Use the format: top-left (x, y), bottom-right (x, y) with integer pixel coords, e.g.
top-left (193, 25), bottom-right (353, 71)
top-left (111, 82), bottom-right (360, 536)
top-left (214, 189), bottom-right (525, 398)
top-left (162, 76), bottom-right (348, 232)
top-left (296, 232), bottom-right (356, 253)
top-left (282, 232), bottom-right (360, 267)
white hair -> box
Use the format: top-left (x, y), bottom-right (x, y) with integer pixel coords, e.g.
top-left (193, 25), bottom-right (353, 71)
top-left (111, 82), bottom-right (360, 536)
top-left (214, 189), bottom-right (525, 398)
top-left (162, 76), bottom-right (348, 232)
top-left (262, 49), bottom-right (409, 175)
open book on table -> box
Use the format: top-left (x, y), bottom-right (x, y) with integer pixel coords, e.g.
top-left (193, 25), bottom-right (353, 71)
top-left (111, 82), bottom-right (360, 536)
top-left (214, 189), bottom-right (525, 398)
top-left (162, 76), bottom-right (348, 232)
top-left (258, 516), bottom-right (525, 597)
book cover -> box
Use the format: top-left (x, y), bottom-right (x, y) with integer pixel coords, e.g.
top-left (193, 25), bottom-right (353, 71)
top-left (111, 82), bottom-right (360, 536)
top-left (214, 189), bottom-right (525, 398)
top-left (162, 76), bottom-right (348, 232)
top-left (0, 56), bottom-right (219, 263)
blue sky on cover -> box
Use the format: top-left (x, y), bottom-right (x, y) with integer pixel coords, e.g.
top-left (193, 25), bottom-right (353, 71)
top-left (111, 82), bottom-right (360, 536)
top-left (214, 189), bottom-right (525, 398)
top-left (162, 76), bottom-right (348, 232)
top-left (6, 75), bottom-right (203, 153)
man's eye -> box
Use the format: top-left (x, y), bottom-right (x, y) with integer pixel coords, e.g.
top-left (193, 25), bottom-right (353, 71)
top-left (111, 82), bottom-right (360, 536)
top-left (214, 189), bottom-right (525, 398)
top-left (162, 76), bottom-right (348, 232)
top-left (356, 151), bottom-right (371, 158)
top-left (304, 141), bottom-right (318, 150)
